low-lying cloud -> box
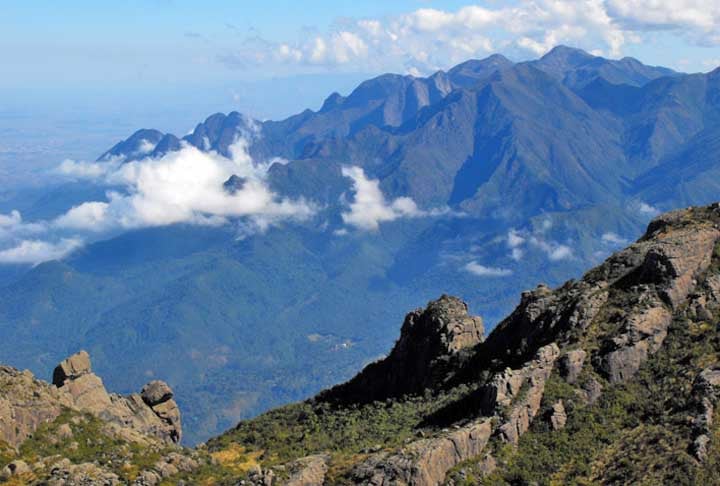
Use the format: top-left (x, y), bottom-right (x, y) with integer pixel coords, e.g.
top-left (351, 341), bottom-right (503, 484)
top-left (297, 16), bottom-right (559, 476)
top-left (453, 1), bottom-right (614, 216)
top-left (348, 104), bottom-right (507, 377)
top-left (0, 238), bottom-right (82, 265)
top-left (0, 140), bottom-right (315, 265)
top-left (340, 166), bottom-right (439, 231)
top-left (55, 142), bottom-right (314, 232)
top-left (505, 223), bottom-right (574, 262)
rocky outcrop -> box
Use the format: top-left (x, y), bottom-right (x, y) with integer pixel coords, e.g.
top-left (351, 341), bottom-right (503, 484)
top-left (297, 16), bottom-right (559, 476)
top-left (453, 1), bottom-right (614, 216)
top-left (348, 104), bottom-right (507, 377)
top-left (548, 400), bottom-right (567, 430)
top-left (352, 420), bottom-right (492, 486)
top-left (600, 303), bottom-right (673, 383)
top-left (558, 349), bottom-right (586, 384)
top-left (285, 454), bottom-right (329, 486)
top-left (0, 366), bottom-right (74, 448)
top-left (0, 351), bottom-right (182, 448)
top-left (490, 344), bottom-right (560, 444)
top-left (690, 366), bottom-right (720, 462)
top-left (322, 295), bottom-right (484, 403)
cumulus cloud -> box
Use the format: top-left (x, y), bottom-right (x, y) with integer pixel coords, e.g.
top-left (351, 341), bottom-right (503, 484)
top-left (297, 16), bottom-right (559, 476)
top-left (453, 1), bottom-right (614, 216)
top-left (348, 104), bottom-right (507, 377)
top-left (504, 220), bottom-right (575, 262)
top-left (340, 166), bottom-right (427, 231)
top-left (465, 261), bottom-right (513, 277)
top-left (0, 238), bottom-right (82, 265)
top-left (0, 139), bottom-right (315, 265)
top-left (219, 0), bottom-right (720, 75)
top-left (51, 141), bottom-right (314, 234)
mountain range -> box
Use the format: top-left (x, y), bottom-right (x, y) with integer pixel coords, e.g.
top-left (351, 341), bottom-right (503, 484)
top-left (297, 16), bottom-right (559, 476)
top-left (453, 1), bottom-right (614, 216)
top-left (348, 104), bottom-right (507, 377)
top-left (3, 203), bottom-right (720, 484)
top-left (2, 46), bottom-right (720, 444)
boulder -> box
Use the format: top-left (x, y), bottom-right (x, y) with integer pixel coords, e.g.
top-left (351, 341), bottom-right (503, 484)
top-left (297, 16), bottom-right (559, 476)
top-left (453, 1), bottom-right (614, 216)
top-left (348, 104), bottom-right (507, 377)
top-left (141, 381), bottom-right (174, 406)
top-left (286, 454), bottom-right (329, 486)
top-left (0, 460), bottom-right (30, 480)
top-left (52, 350), bottom-right (92, 386)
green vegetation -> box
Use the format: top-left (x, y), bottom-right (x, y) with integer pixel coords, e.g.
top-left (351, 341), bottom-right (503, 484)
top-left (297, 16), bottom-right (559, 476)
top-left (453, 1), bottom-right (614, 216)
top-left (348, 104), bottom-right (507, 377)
top-left (208, 384), bottom-right (481, 479)
top-left (11, 409), bottom-right (175, 483)
top-left (449, 314), bottom-right (720, 485)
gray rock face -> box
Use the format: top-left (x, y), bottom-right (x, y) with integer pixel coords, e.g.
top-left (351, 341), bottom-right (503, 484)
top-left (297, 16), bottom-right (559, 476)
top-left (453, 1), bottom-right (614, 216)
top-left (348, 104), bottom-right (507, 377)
top-left (352, 420), bottom-right (492, 486)
top-left (285, 454), bottom-right (329, 486)
top-left (600, 304), bottom-right (673, 383)
top-left (0, 351), bottom-right (182, 448)
top-left (322, 295), bottom-right (484, 403)
top-left (690, 366), bottom-right (720, 462)
top-left (493, 344), bottom-right (560, 444)
top-left (0, 367), bottom-right (73, 448)
top-left (559, 349), bottom-right (586, 384)
top-left (549, 400), bottom-right (567, 430)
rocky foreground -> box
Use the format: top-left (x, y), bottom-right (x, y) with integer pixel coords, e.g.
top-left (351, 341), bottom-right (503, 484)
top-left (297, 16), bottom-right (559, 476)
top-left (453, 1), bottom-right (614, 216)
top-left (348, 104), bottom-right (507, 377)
top-left (206, 203), bottom-right (720, 484)
top-left (0, 351), bottom-right (203, 484)
top-left (5, 203), bottom-right (720, 484)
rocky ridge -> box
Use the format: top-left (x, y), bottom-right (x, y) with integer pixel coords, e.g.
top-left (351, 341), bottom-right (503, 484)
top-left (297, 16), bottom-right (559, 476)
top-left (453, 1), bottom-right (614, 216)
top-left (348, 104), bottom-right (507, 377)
top-left (5, 203), bottom-right (720, 484)
top-left (205, 203), bottom-right (720, 485)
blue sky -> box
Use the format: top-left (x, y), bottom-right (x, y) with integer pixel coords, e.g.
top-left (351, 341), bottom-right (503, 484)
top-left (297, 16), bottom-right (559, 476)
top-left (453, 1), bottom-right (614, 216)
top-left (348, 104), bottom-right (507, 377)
top-left (2, 0), bottom-right (720, 171)
top-left (5, 0), bottom-right (720, 90)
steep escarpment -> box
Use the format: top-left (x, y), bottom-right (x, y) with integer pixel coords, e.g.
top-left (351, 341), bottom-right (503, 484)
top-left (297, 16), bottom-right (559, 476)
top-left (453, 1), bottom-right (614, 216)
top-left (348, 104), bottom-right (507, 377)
top-left (203, 203), bottom-right (720, 485)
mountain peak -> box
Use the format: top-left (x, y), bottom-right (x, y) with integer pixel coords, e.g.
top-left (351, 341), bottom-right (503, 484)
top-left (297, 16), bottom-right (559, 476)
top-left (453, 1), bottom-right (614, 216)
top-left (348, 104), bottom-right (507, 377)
top-left (539, 45), bottom-right (596, 66)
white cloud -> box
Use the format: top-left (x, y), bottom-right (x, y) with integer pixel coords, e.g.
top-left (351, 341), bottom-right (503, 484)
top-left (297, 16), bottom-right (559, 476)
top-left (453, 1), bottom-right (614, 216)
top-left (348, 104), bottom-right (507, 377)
top-left (601, 232), bottom-right (628, 245)
top-left (511, 247), bottom-right (524, 261)
top-left (0, 139), bottom-right (315, 266)
top-left (52, 141), bottom-right (315, 234)
top-left (0, 238), bottom-right (82, 265)
top-left (465, 261), bottom-right (512, 277)
top-left (548, 244), bottom-right (573, 261)
top-left (606, 1), bottom-right (719, 32)
top-left (220, 0), bottom-right (720, 75)
top-left (340, 165), bottom-right (425, 231)
top-left (0, 210), bottom-right (47, 241)
top-left (529, 236), bottom-right (574, 261)
top-left (56, 158), bottom-right (120, 179)
top-left (638, 201), bottom-right (661, 216)
top-left (0, 211), bottom-right (22, 228)
top-left (507, 229), bottom-right (525, 260)
top-left (507, 229), bottom-right (525, 248)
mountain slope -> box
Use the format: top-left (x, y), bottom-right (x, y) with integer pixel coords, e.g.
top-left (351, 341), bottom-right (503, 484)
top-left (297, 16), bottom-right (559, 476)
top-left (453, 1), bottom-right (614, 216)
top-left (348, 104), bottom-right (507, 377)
top-left (201, 203), bottom-right (720, 485)
top-left (6, 46), bottom-right (720, 446)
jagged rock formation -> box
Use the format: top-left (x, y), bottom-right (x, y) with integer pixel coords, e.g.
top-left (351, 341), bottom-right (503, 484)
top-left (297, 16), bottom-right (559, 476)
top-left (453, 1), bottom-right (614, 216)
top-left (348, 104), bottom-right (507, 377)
top-left (203, 203), bottom-right (720, 485)
top-left (322, 295), bottom-right (484, 403)
top-left (51, 350), bottom-right (182, 444)
top-left (0, 351), bottom-right (197, 485)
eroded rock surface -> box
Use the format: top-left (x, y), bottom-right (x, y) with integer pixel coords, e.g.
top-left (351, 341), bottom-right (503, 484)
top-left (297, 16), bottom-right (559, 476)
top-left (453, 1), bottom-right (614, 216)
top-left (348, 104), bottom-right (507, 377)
top-left (0, 351), bottom-right (182, 448)
top-left (322, 295), bottom-right (484, 403)
top-left (352, 420), bottom-right (492, 486)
